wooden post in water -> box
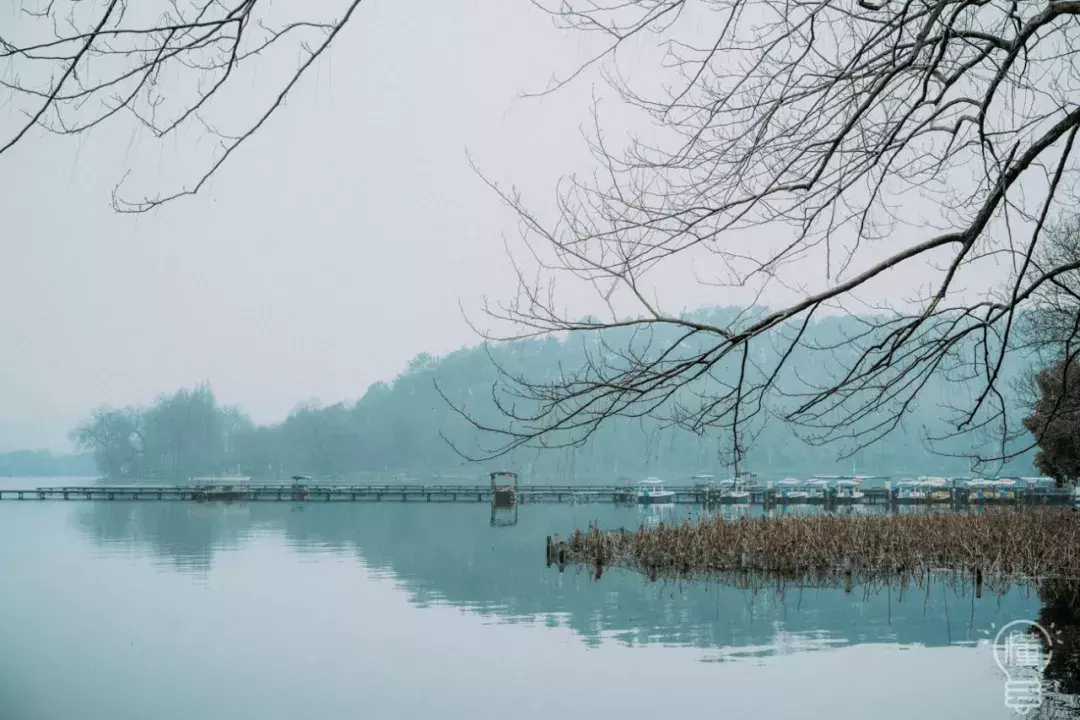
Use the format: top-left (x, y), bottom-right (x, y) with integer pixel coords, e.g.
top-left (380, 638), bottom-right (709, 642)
top-left (546, 536), bottom-right (552, 567)
top-left (975, 568), bottom-right (983, 599)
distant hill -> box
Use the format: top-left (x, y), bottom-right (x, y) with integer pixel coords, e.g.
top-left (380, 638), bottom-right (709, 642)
top-left (69, 308), bottom-right (1038, 481)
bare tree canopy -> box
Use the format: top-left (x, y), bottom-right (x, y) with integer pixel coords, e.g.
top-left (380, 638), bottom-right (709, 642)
top-left (457, 0), bottom-right (1080, 469)
top-left (1, 0), bottom-right (363, 212)
top-left (1022, 215), bottom-right (1080, 351)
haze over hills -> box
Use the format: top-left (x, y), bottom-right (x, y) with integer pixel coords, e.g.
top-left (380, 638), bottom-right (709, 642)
top-left (66, 308), bottom-right (1039, 481)
top-left (0, 450), bottom-right (96, 477)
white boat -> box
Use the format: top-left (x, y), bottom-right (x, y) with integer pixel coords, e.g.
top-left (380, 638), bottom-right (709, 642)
top-left (735, 472), bottom-right (759, 487)
top-left (726, 484), bottom-right (752, 502)
top-left (921, 478), bottom-right (952, 501)
top-left (894, 477), bottom-right (950, 501)
top-left (966, 478), bottom-right (1001, 501)
top-left (777, 478), bottom-right (811, 501)
top-left (691, 474), bottom-right (716, 493)
top-left (834, 479), bottom-right (865, 500)
top-left (820, 473), bottom-right (889, 484)
top-left (715, 477), bottom-right (752, 502)
top-left (637, 478), bottom-right (676, 504)
top-left (895, 479), bottom-right (927, 500)
top-left (1020, 476), bottom-right (1054, 488)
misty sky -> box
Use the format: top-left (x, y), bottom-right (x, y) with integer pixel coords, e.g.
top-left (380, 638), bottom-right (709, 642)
top-left (0, 0), bottom-right (1016, 452)
top-left (0, 1), bottom-right (628, 450)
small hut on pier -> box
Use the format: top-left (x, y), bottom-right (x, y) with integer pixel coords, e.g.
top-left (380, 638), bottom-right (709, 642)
top-left (290, 475), bottom-right (311, 502)
top-left (490, 471), bottom-right (518, 508)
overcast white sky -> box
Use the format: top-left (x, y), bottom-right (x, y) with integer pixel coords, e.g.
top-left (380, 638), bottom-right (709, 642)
top-left (0, 0), bottom-right (642, 450)
top-left (0, 0), bottom-right (1030, 452)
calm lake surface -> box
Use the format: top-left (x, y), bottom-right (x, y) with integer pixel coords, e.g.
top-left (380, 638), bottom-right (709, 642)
top-left (0, 478), bottom-right (1074, 719)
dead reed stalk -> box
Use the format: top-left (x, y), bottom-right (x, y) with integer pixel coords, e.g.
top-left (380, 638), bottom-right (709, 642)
top-left (560, 509), bottom-right (1080, 593)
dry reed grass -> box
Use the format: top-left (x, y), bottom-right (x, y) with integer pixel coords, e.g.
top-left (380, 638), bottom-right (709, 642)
top-left (555, 509), bottom-right (1080, 593)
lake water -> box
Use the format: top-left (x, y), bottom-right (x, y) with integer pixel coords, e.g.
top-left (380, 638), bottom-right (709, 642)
top-left (0, 478), bottom-right (1075, 719)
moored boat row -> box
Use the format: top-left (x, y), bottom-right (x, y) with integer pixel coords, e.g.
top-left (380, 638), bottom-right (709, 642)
top-left (633, 473), bottom-right (761, 504)
top-left (620, 472), bottom-right (1069, 506)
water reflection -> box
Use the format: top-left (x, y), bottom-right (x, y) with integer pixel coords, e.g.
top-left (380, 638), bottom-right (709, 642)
top-left (0, 496), bottom-right (1054, 720)
top-left (73, 501), bottom-right (1059, 656)
top-left (0, 496), bottom-right (1075, 720)
top-left (639, 503), bottom-right (678, 527)
top-left (79, 498), bottom-right (275, 573)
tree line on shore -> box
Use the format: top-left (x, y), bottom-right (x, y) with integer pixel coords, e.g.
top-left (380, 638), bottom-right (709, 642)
top-left (68, 308), bottom-right (1054, 483)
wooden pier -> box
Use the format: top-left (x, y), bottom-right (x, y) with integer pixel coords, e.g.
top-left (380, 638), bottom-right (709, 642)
top-left (0, 483), bottom-right (1072, 506)
top-left (0, 483), bottom-right (686, 503)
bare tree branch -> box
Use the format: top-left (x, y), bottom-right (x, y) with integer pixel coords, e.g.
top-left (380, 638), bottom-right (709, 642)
top-left (451, 0), bottom-right (1080, 470)
top-left (1, 0), bottom-right (365, 212)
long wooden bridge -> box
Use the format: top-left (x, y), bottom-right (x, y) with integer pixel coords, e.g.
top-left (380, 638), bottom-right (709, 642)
top-left (1, 483), bottom-right (681, 503)
top-left (0, 483), bottom-right (1073, 507)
